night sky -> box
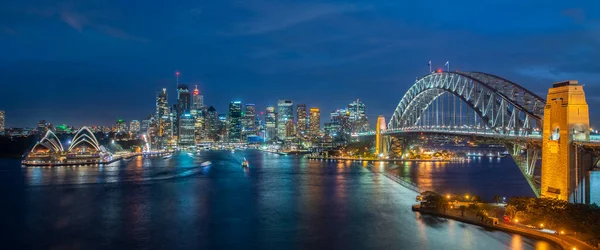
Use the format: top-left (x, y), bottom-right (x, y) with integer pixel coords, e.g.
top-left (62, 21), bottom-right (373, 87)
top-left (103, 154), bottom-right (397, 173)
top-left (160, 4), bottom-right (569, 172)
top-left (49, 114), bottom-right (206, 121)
top-left (1, 0), bottom-right (599, 128)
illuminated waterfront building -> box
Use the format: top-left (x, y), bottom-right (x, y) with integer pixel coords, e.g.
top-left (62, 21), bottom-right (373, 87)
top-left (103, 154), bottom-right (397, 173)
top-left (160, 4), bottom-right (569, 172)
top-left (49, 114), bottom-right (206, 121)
top-left (228, 101), bottom-right (242, 141)
top-left (296, 104), bottom-right (307, 137)
top-left (265, 106), bottom-right (277, 141)
top-left (309, 107), bottom-right (320, 137)
top-left (348, 99), bottom-right (369, 133)
top-left (130, 120), bottom-right (140, 134)
top-left (25, 127), bottom-right (110, 165)
top-left (277, 100), bottom-right (293, 139)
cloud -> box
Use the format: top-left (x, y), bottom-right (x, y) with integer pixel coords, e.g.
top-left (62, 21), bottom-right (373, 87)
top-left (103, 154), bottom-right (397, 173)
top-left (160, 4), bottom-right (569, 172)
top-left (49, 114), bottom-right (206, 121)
top-left (232, 2), bottom-right (367, 35)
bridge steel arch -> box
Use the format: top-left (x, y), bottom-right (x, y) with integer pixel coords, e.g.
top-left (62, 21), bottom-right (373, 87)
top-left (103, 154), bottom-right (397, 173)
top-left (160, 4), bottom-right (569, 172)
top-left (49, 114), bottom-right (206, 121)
top-left (388, 72), bottom-right (545, 135)
top-left (387, 72), bottom-right (547, 196)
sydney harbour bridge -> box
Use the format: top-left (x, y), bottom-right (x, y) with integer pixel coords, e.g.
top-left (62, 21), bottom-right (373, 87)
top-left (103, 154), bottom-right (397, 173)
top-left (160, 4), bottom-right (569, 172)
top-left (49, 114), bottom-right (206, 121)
top-left (354, 71), bottom-right (600, 204)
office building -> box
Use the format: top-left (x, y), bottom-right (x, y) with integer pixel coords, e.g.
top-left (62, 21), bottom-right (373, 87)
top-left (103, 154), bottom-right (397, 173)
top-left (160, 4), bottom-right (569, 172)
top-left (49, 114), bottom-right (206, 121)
top-left (141, 119), bottom-right (150, 133)
top-left (116, 120), bottom-right (127, 133)
top-left (265, 106), bottom-right (277, 141)
top-left (243, 104), bottom-right (256, 139)
top-left (177, 85), bottom-right (191, 139)
top-left (277, 100), bottom-right (293, 139)
top-left (205, 106), bottom-right (218, 141)
top-left (296, 104), bottom-right (307, 137)
top-left (130, 120), bottom-right (140, 133)
top-left (228, 101), bottom-right (242, 141)
top-left (179, 113), bottom-right (195, 147)
top-left (309, 107), bottom-right (320, 137)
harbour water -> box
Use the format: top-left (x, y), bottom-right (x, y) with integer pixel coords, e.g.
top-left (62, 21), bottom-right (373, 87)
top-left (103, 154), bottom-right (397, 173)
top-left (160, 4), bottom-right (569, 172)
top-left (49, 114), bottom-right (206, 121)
top-left (0, 150), bottom-right (558, 249)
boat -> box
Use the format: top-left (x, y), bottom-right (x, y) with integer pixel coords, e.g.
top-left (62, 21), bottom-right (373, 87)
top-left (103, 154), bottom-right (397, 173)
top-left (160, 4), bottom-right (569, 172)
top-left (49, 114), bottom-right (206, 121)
top-left (201, 161), bottom-right (212, 167)
top-left (231, 149), bottom-right (235, 153)
top-left (162, 154), bottom-right (172, 159)
top-left (242, 158), bottom-right (249, 168)
top-left (187, 152), bottom-right (195, 157)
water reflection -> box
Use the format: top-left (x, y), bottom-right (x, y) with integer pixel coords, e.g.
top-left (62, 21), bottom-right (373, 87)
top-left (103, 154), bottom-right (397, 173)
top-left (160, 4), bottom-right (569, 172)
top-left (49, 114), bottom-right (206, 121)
top-left (1, 151), bottom-right (557, 250)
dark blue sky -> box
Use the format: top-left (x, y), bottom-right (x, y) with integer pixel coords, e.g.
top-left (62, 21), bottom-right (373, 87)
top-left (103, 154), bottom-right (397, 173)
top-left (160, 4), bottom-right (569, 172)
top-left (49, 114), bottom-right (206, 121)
top-left (1, 0), bottom-right (599, 128)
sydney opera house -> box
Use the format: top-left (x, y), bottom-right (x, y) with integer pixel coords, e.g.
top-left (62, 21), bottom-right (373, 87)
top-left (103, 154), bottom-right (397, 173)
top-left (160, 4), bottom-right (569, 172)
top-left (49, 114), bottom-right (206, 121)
top-left (23, 127), bottom-right (112, 165)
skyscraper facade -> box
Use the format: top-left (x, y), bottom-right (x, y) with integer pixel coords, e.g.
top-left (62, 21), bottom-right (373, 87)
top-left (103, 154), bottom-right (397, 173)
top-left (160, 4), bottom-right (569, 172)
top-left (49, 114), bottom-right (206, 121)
top-left (177, 85), bottom-right (191, 142)
top-left (309, 107), bottom-right (320, 137)
top-left (191, 85), bottom-right (204, 113)
top-left (265, 106), bottom-right (277, 141)
top-left (348, 99), bottom-right (369, 133)
top-left (242, 104), bottom-right (256, 140)
top-left (205, 106), bottom-right (218, 141)
top-left (277, 100), bottom-right (293, 139)
top-left (228, 101), bottom-right (242, 141)
top-left (141, 119), bottom-right (150, 133)
top-left (130, 120), bottom-right (141, 133)
top-left (0, 110), bottom-right (5, 132)
top-left (179, 113), bottom-right (195, 147)
top-left (296, 104), bottom-right (307, 137)
top-left (191, 85), bottom-right (205, 142)
top-left (156, 88), bottom-right (169, 137)
top-left (116, 120), bottom-right (128, 133)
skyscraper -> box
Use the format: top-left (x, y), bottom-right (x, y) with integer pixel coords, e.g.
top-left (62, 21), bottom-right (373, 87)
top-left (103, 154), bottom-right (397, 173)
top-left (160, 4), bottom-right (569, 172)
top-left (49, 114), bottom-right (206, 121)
top-left (0, 110), bottom-right (4, 132)
top-left (205, 106), bottom-right (218, 141)
top-left (265, 106), bottom-right (277, 141)
top-left (277, 100), bottom-right (293, 139)
top-left (242, 104), bottom-right (256, 139)
top-left (141, 119), bottom-right (150, 133)
top-left (191, 85), bottom-right (204, 113)
top-left (296, 104), bottom-right (307, 137)
top-left (36, 120), bottom-right (48, 134)
top-left (179, 113), bottom-right (196, 147)
top-left (347, 99), bottom-right (366, 122)
top-left (228, 101), bottom-right (242, 141)
top-left (130, 120), bottom-right (141, 133)
top-left (309, 107), bottom-right (320, 137)
top-left (156, 88), bottom-right (169, 137)
top-left (177, 85), bottom-right (191, 143)
top-left (116, 120), bottom-right (128, 133)
top-left (177, 85), bottom-right (191, 115)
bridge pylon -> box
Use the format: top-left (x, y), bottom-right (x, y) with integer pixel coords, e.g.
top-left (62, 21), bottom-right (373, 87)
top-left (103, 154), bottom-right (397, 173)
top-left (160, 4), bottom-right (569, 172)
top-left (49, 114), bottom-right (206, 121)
top-left (375, 116), bottom-right (387, 156)
top-left (541, 80), bottom-right (590, 203)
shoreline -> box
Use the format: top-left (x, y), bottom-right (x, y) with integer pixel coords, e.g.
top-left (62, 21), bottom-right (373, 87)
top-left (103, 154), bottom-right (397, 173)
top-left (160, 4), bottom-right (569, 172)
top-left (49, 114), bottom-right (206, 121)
top-left (412, 207), bottom-right (591, 250)
top-left (307, 156), bottom-right (456, 162)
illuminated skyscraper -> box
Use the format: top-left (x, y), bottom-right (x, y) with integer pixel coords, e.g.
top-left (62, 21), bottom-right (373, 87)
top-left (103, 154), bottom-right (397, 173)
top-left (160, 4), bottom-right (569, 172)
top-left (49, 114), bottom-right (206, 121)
top-left (348, 99), bottom-right (369, 133)
top-left (156, 88), bottom-right (169, 137)
top-left (191, 86), bottom-right (205, 142)
top-left (205, 106), bottom-right (218, 141)
top-left (309, 107), bottom-right (320, 137)
top-left (179, 113), bottom-right (195, 147)
top-left (347, 99), bottom-right (366, 122)
top-left (277, 100), bottom-right (293, 139)
top-left (141, 119), bottom-right (150, 133)
top-left (177, 85), bottom-right (191, 140)
top-left (0, 110), bottom-right (4, 132)
top-left (242, 104), bottom-right (256, 140)
top-left (130, 120), bottom-right (141, 133)
top-left (296, 104), bottom-right (307, 137)
top-left (191, 85), bottom-right (204, 112)
top-left (116, 120), bottom-right (128, 133)
top-left (285, 119), bottom-right (295, 138)
top-left (228, 101), bottom-right (242, 141)
top-left (265, 106), bottom-right (277, 141)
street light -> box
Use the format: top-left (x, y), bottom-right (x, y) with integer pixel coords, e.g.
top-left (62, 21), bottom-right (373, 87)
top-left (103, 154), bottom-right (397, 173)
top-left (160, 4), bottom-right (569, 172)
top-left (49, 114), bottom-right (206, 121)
top-left (540, 223), bottom-right (544, 229)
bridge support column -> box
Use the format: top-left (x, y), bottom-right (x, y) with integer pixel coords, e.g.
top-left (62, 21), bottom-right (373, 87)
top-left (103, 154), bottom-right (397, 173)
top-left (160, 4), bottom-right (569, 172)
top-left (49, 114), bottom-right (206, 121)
top-left (375, 116), bottom-right (387, 156)
top-left (541, 81), bottom-right (590, 203)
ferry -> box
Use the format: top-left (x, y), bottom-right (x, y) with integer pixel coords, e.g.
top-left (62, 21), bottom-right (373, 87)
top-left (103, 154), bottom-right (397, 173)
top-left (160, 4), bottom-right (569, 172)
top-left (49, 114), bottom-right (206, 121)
top-left (242, 158), bottom-right (249, 168)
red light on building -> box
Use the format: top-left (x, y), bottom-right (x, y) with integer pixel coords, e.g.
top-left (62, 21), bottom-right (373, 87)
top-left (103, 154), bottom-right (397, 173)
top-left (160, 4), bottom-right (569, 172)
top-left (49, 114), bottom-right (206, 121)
top-left (175, 71), bottom-right (180, 76)
top-left (260, 112), bottom-right (264, 115)
top-left (436, 68), bottom-right (443, 73)
top-left (193, 89), bottom-right (199, 95)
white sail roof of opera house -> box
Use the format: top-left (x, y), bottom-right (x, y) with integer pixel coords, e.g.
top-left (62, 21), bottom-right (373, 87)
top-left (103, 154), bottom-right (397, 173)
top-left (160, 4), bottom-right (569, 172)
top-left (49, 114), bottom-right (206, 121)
top-left (31, 130), bottom-right (64, 153)
top-left (67, 126), bottom-right (103, 152)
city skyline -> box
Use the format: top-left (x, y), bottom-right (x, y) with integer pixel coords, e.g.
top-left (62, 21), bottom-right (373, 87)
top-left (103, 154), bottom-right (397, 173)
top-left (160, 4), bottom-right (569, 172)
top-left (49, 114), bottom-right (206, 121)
top-left (2, 1), bottom-right (600, 127)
